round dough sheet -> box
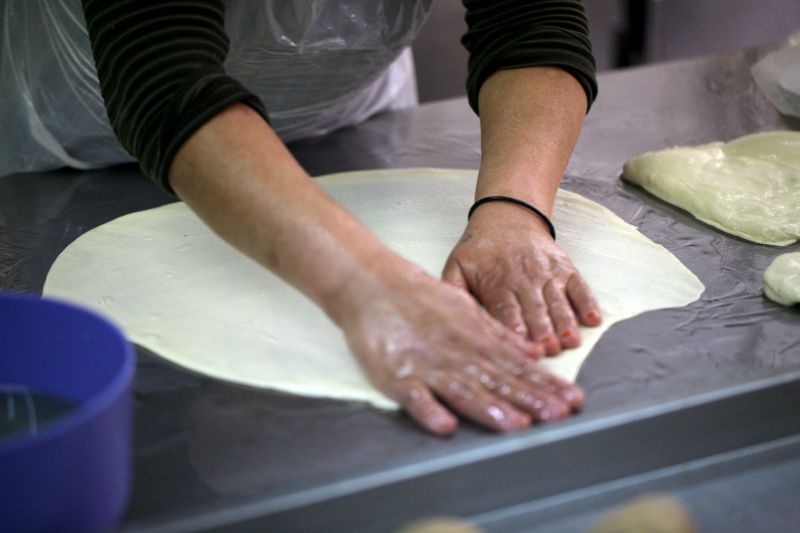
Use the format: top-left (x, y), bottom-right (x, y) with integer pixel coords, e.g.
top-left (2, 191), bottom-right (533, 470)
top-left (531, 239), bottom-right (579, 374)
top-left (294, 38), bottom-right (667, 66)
top-left (44, 168), bottom-right (704, 409)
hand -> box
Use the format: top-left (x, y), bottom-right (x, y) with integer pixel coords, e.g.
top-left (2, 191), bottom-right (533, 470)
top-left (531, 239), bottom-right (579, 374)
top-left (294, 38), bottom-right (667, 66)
top-left (336, 259), bottom-right (584, 436)
top-left (442, 201), bottom-right (602, 356)
top-left (165, 102), bottom-right (586, 437)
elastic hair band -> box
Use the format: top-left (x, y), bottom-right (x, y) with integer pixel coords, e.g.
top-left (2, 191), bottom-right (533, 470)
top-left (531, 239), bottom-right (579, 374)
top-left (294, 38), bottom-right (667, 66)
top-left (467, 195), bottom-right (556, 240)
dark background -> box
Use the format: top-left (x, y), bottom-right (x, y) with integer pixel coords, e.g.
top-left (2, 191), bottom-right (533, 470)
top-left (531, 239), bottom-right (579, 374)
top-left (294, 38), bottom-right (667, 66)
top-left (413, 0), bottom-right (800, 102)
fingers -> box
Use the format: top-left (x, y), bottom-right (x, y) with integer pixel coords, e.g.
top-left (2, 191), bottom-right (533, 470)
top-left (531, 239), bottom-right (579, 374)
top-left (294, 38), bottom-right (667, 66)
top-left (482, 290), bottom-right (528, 338)
top-left (491, 377), bottom-right (571, 422)
top-left (429, 373), bottom-right (532, 432)
top-left (395, 355), bottom-right (582, 435)
top-left (516, 274), bottom-right (600, 355)
top-left (518, 365), bottom-right (585, 411)
top-left (392, 378), bottom-right (458, 436)
top-left (567, 274), bottom-right (602, 326)
top-left (441, 259), bottom-right (469, 292)
top-left (543, 280), bottom-right (581, 349)
top-left (369, 264), bottom-right (593, 437)
top-left (464, 362), bottom-right (573, 422)
top-left (479, 351), bottom-right (584, 412)
top-left (479, 306), bottom-right (544, 360)
top-left (444, 246), bottom-right (599, 357)
top-left (517, 290), bottom-right (561, 355)
top-left (391, 347), bottom-right (584, 436)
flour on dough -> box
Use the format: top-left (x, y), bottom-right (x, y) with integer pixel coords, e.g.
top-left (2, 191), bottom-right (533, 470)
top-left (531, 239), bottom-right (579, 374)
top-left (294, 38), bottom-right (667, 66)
top-left (622, 131), bottom-right (800, 246)
top-left (44, 168), bottom-right (704, 410)
top-left (764, 252), bottom-right (800, 306)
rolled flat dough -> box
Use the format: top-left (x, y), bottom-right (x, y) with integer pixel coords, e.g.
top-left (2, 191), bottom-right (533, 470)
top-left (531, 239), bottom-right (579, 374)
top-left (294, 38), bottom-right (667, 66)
top-left (622, 131), bottom-right (800, 246)
top-left (44, 169), bottom-right (704, 410)
top-left (763, 252), bottom-right (800, 306)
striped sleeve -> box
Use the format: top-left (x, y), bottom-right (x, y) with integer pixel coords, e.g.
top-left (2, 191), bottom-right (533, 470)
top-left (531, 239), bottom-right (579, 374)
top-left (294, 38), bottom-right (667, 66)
top-left (461, 0), bottom-right (597, 114)
top-left (81, 0), bottom-right (269, 193)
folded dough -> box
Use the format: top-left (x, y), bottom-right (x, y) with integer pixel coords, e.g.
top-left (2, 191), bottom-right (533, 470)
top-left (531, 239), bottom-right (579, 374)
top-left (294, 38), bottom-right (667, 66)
top-left (622, 131), bottom-right (800, 246)
top-left (764, 252), bottom-right (800, 306)
top-left (44, 169), bottom-right (704, 409)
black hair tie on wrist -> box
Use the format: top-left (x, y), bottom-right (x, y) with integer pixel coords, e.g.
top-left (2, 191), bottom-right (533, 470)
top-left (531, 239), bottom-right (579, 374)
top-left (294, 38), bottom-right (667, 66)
top-left (467, 195), bottom-right (556, 240)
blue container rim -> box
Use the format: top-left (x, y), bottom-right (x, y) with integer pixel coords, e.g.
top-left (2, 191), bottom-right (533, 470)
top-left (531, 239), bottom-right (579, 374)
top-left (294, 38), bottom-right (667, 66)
top-left (0, 292), bottom-right (135, 454)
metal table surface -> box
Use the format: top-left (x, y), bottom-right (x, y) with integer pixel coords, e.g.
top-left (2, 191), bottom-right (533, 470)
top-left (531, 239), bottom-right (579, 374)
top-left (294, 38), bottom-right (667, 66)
top-left (1, 47), bottom-right (799, 532)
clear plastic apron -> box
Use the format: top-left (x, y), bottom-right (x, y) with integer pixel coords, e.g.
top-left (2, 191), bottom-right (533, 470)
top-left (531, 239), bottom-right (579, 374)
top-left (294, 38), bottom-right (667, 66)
top-left (0, 0), bottom-right (433, 177)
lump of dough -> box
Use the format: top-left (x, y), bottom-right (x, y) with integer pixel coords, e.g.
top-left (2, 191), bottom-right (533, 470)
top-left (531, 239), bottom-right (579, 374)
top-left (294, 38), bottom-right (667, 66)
top-left (763, 252), bottom-right (800, 306)
top-left (622, 131), bottom-right (800, 246)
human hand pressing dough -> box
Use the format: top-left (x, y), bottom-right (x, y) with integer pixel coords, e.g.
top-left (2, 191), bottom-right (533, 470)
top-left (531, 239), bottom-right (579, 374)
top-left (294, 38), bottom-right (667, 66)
top-left (442, 201), bottom-right (602, 355)
top-left (338, 258), bottom-right (584, 436)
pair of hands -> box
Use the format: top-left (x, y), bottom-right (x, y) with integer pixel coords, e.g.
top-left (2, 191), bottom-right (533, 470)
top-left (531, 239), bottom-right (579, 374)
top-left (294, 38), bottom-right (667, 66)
top-left (340, 201), bottom-right (602, 436)
top-left (166, 70), bottom-right (596, 437)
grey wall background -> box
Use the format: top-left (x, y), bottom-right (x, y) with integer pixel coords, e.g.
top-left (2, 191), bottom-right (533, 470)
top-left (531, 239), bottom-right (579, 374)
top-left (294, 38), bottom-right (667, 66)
top-left (411, 0), bottom-right (800, 103)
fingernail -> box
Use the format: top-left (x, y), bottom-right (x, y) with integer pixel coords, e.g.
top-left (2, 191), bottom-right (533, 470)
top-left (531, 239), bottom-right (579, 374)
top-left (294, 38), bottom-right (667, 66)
top-left (539, 400), bottom-right (569, 422)
top-left (518, 339), bottom-right (544, 359)
top-left (550, 400), bottom-right (570, 419)
top-left (560, 330), bottom-right (580, 347)
top-left (528, 345), bottom-right (545, 360)
top-left (511, 412), bottom-right (532, 428)
top-left (543, 336), bottom-right (560, 356)
top-left (434, 414), bottom-right (458, 435)
top-left (559, 387), bottom-right (584, 409)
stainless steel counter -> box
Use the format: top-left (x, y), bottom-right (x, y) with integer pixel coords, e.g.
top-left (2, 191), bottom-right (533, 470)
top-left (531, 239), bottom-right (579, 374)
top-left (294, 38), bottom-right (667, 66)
top-left (1, 47), bottom-right (798, 532)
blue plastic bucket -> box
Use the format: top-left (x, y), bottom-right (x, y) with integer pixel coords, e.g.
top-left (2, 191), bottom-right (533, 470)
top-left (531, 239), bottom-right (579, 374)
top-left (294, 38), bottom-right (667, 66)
top-left (0, 292), bottom-right (135, 532)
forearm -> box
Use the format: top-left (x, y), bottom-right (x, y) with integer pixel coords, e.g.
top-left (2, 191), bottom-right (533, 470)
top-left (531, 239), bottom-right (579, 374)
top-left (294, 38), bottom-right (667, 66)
top-left (169, 103), bottom-right (404, 325)
top-left (461, 0), bottom-right (596, 218)
top-left (445, 66), bottom-right (601, 355)
top-left (169, 102), bottom-right (584, 435)
top-left (81, 0), bottom-right (270, 191)
top-left (475, 66), bottom-right (587, 218)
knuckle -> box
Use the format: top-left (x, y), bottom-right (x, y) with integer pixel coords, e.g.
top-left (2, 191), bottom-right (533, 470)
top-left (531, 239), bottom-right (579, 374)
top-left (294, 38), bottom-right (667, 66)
top-left (488, 299), bottom-right (518, 317)
top-left (445, 377), bottom-right (475, 400)
top-left (554, 306), bottom-right (576, 324)
top-left (523, 297), bottom-right (548, 313)
top-left (544, 279), bottom-right (567, 298)
top-left (568, 272), bottom-right (589, 289)
top-left (526, 313), bottom-right (553, 333)
top-left (395, 380), bottom-right (426, 403)
top-left (516, 390), bottom-right (547, 411)
top-left (520, 254), bottom-right (548, 276)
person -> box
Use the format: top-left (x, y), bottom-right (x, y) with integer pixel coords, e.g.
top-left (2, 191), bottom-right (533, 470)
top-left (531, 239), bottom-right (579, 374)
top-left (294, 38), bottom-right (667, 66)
top-left (52, 0), bottom-right (606, 435)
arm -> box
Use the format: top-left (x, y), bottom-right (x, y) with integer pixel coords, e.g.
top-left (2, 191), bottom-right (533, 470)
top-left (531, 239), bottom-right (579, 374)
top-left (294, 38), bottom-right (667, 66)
top-left (445, 1), bottom-right (602, 354)
top-left (82, 0), bottom-right (583, 435)
top-left (444, 66), bottom-right (602, 354)
top-left (169, 102), bottom-right (585, 434)
top-left (475, 67), bottom-right (586, 228)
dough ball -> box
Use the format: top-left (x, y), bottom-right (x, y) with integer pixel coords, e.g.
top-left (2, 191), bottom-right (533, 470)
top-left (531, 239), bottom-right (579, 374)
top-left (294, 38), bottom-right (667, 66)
top-left (764, 252), bottom-right (800, 306)
top-left (396, 517), bottom-right (483, 533)
top-left (589, 494), bottom-right (696, 533)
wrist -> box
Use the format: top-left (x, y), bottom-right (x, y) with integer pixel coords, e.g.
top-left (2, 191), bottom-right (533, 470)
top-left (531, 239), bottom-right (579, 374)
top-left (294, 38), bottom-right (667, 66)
top-left (321, 244), bottom-right (426, 329)
top-left (466, 199), bottom-right (555, 239)
top-left (468, 196), bottom-right (555, 240)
